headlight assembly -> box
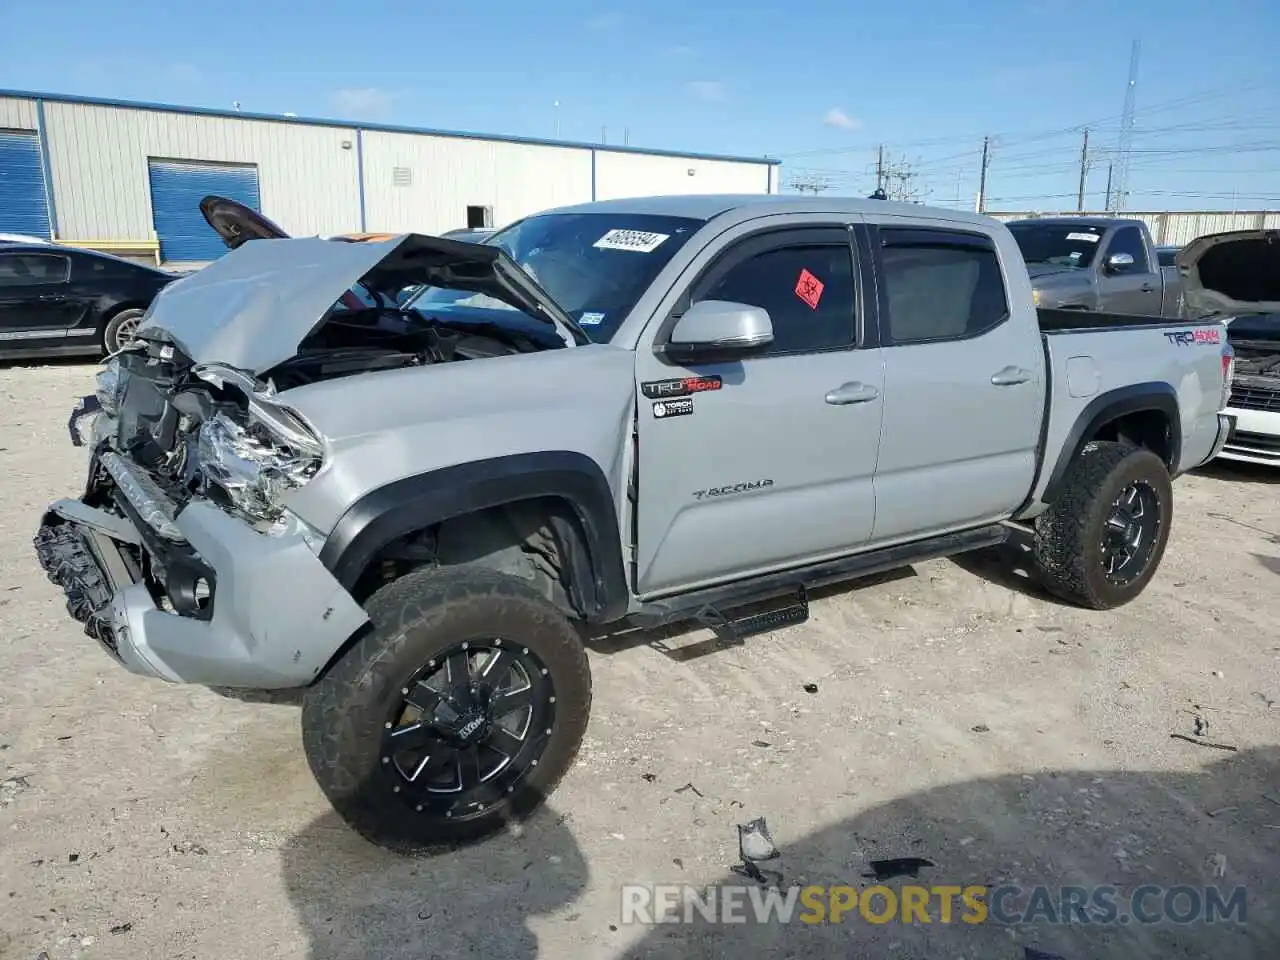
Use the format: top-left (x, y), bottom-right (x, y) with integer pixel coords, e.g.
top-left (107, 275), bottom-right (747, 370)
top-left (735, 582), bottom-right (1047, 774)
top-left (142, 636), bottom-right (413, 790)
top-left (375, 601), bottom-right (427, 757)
top-left (95, 357), bottom-right (128, 417)
top-left (196, 409), bottom-right (321, 527)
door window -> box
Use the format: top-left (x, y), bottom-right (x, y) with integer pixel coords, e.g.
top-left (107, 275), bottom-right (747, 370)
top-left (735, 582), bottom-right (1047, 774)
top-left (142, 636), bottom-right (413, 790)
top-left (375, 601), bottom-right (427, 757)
top-left (0, 253), bottom-right (71, 286)
top-left (879, 235), bottom-right (1009, 344)
top-left (698, 244), bottom-right (856, 355)
top-left (1105, 226), bottom-right (1150, 273)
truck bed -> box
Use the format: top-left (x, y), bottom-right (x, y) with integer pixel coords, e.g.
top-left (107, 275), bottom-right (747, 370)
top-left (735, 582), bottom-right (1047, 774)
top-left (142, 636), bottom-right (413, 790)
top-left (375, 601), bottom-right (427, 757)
top-left (1037, 307), bottom-right (1191, 333)
top-left (1017, 310), bottom-right (1229, 518)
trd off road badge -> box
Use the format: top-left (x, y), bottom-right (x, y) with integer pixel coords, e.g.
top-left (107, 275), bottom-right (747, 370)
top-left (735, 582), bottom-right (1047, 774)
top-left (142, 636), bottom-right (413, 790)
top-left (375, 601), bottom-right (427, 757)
top-left (640, 376), bottom-right (722, 399)
top-left (653, 397), bottom-right (694, 419)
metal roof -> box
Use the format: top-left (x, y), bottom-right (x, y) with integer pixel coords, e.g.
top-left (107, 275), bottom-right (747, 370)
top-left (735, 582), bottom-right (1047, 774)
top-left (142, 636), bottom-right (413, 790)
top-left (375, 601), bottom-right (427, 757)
top-left (0, 88), bottom-right (780, 167)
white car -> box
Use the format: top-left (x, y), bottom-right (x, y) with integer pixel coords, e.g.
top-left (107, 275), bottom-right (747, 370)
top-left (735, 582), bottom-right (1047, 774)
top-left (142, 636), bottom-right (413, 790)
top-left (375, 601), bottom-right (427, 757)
top-left (1177, 230), bottom-right (1280, 466)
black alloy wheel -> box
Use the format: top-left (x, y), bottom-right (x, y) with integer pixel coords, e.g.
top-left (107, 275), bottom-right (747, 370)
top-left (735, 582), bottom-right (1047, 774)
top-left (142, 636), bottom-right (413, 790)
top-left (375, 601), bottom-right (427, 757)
top-left (1100, 480), bottom-right (1162, 586)
top-left (381, 639), bottom-right (556, 821)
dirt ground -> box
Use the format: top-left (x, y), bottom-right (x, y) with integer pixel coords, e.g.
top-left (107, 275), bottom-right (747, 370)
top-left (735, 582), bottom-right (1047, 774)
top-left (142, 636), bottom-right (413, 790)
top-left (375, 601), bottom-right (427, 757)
top-left (1, 360), bottom-right (1278, 960)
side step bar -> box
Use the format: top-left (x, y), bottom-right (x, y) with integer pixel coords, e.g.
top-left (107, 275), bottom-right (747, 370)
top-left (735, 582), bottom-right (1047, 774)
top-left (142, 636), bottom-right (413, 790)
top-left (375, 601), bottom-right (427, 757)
top-left (629, 523), bottom-right (1010, 641)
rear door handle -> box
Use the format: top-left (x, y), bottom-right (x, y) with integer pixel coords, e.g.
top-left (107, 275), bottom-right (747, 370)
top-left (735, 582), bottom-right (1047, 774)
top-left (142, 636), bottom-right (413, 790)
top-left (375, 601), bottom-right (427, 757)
top-left (1141, 283), bottom-right (1155, 293)
top-left (825, 381), bottom-right (880, 405)
top-left (991, 365), bottom-right (1032, 386)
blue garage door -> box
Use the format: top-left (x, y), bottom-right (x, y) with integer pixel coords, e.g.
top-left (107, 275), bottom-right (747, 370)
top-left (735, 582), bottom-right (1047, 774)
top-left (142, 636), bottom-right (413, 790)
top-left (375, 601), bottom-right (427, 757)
top-left (0, 129), bottom-right (51, 238)
top-left (147, 159), bottom-right (261, 263)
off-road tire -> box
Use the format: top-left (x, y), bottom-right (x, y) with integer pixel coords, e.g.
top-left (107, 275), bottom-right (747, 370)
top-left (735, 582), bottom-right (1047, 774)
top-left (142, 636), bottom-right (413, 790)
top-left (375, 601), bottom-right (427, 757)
top-left (1032, 440), bottom-right (1173, 610)
top-left (102, 307), bottom-right (146, 354)
top-left (301, 564), bottom-right (591, 855)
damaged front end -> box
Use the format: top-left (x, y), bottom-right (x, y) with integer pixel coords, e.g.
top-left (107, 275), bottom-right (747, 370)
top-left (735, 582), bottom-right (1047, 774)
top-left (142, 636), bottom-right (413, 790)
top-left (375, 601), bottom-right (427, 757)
top-left (35, 334), bottom-right (367, 688)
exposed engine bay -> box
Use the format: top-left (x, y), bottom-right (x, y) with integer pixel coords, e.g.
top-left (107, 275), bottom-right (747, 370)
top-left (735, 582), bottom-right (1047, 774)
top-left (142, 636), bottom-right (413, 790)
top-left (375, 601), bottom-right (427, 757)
top-left (92, 297), bottom-right (560, 543)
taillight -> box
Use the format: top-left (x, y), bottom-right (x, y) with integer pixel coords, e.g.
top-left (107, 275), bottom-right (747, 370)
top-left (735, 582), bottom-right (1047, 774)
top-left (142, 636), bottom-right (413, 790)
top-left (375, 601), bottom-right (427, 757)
top-left (1221, 340), bottom-right (1235, 409)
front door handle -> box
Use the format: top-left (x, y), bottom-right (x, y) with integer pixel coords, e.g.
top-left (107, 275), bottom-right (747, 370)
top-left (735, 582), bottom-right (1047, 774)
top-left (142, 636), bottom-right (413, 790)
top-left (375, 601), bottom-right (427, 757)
top-left (1141, 282), bottom-right (1155, 293)
top-left (825, 381), bottom-right (880, 405)
top-left (990, 365), bottom-right (1032, 386)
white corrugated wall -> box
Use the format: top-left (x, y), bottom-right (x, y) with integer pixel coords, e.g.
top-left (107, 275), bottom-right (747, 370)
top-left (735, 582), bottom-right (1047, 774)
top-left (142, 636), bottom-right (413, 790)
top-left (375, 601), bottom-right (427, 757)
top-left (0, 96), bottom-right (38, 130)
top-left (359, 132), bottom-right (592, 234)
top-left (594, 151), bottom-right (771, 200)
top-left (43, 102), bottom-right (363, 242)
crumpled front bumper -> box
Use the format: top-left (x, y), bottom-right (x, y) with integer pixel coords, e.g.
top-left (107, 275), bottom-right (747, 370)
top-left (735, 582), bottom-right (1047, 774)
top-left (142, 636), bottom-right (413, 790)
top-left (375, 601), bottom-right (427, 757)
top-left (34, 445), bottom-right (369, 689)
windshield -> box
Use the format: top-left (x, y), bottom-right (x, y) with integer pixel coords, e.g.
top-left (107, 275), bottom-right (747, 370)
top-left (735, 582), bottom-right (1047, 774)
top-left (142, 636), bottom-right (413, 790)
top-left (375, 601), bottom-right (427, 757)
top-left (1008, 223), bottom-right (1104, 268)
top-left (403, 212), bottom-right (706, 342)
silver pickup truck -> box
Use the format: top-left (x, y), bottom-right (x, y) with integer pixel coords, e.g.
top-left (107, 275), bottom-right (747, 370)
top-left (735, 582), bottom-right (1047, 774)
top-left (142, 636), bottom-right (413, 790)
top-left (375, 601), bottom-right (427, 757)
top-left (35, 194), bottom-right (1233, 854)
top-left (1006, 216), bottom-right (1185, 318)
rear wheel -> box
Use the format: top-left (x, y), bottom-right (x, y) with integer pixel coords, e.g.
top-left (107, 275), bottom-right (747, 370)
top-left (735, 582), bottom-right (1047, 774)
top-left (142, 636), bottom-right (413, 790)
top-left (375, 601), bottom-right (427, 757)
top-left (1032, 441), bottom-right (1173, 609)
top-left (102, 307), bottom-right (145, 354)
top-left (301, 565), bottom-right (591, 854)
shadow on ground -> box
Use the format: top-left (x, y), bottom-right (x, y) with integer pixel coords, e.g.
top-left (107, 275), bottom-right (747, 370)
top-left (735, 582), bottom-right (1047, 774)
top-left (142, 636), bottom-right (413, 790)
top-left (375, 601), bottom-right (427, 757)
top-left (281, 805), bottom-right (588, 960)
top-left (1193, 460), bottom-right (1280, 486)
top-left (281, 749), bottom-right (1280, 959)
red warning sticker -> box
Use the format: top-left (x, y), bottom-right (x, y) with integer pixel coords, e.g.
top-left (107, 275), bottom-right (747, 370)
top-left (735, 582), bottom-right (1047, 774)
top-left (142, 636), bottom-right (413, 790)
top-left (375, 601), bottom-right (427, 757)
top-left (795, 268), bottom-right (825, 310)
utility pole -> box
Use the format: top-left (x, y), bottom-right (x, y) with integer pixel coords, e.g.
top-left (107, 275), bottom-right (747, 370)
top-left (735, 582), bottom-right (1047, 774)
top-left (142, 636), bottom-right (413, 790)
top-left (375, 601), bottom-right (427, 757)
top-left (1113, 40), bottom-right (1141, 212)
top-left (976, 136), bottom-right (990, 212)
top-left (1076, 128), bottom-right (1089, 212)
top-left (876, 144), bottom-right (885, 193)
top-left (1104, 162), bottom-right (1114, 212)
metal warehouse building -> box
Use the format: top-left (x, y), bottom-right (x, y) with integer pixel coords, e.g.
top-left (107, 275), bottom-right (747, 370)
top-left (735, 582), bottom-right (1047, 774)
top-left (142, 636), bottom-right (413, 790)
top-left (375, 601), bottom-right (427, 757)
top-left (0, 90), bottom-right (780, 266)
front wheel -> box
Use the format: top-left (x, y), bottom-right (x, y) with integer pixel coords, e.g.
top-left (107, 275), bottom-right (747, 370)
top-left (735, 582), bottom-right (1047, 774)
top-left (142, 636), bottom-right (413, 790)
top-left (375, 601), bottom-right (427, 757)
top-left (301, 565), bottom-right (591, 854)
top-left (1032, 441), bottom-right (1173, 610)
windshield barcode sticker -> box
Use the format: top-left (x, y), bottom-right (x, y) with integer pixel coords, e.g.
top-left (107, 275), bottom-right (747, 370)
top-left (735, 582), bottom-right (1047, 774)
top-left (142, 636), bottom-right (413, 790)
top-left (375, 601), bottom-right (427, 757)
top-left (1066, 232), bottom-right (1101, 242)
top-left (580, 312), bottom-right (606, 326)
top-left (594, 229), bottom-right (670, 253)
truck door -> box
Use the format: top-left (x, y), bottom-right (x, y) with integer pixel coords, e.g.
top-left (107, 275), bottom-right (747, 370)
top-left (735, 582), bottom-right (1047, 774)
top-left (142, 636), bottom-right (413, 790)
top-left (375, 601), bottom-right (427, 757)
top-left (1098, 225), bottom-right (1162, 315)
top-left (868, 223), bottom-right (1046, 542)
top-left (632, 223), bottom-right (884, 598)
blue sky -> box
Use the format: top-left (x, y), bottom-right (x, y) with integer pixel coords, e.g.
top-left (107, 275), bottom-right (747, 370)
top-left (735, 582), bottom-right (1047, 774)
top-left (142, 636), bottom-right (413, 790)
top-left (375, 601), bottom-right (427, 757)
top-left (1, 0), bottom-right (1276, 211)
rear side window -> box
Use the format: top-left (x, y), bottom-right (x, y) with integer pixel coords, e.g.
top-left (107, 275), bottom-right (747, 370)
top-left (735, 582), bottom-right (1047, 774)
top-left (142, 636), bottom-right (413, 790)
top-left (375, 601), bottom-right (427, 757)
top-left (0, 253), bottom-right (71, 286)
top-left (878, 230), bottom-right (1009, 345)
top-left (699, 244), bottom-right (856, 355)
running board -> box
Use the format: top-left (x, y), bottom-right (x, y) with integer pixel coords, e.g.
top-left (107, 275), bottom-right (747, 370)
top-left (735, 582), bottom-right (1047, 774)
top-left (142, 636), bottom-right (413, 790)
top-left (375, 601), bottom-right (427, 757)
top-left (630, 523), bottom-right (1009, 635)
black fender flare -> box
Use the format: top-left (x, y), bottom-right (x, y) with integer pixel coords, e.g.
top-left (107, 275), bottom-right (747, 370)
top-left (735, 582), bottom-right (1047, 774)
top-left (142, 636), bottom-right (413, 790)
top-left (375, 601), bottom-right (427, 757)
top-left (317, 451), bottom-right (630, 623)
top-left (1041, 382), bottom-right (1182, 504)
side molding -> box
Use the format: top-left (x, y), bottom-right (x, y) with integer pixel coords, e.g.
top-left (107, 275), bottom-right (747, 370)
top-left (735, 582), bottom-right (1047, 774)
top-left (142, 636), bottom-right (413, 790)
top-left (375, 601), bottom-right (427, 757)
top-left (1040, 382), bottom-right (1182, 505)
top-left (318, 451), bottom-right (630, 623)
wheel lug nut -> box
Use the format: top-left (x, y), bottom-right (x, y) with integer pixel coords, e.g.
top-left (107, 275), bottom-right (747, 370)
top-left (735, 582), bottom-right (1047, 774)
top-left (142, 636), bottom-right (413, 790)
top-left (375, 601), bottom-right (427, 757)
top-left (384, 722), bottom-right (392, 729)
top-left (382, 757), bottom-right (389, 764)
top-left (416, 804), bottom-right (423, 812)
top-left (549, 696), bottom-right (556, 703)
top-left (393, 785), bottom-right (400, 793)
top-left (401, 687), bottom-right (409, 695)
top-left (507, 785), bottom-right (514, 793)
top-left (531, 759), bottom-right (539, 767)
top-left (541, 668), bottom-right (549, 675)
top-left (462, 641), bottom-right (469, 650)
top-left (522, 647), bottom-right (529, 654)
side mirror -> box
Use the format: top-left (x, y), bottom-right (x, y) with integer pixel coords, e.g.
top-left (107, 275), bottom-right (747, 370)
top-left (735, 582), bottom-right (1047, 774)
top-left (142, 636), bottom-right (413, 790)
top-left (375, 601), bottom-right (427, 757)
top-left (1105, 251), bottom-right (1135, 272)
top-left (660, 300), bottom-right (774, 365)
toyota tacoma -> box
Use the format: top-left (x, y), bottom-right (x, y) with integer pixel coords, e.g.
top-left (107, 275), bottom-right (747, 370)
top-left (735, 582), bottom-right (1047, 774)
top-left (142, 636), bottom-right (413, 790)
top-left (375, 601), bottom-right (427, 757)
top-left (35, 194), bottom-right (1234, 853)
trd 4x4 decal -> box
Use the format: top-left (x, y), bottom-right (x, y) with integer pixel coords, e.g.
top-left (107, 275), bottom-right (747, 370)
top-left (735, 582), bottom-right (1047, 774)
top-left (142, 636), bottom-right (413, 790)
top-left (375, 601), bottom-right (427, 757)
top-left (1164, 328), bottom-right (1222, 345)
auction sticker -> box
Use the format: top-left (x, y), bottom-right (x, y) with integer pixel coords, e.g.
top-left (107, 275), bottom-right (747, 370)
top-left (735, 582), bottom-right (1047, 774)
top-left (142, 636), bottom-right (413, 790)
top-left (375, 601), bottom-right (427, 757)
top-left (1066, 232), bottom-right (1101, 243)
top-left (594, 229), bottom-right (670, 253)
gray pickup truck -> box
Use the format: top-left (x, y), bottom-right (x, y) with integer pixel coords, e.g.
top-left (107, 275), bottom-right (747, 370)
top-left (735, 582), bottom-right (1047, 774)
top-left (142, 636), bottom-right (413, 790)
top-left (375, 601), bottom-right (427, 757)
top-left (35, 194), bottom-right (1233, 854)
top-left (1006, 216), bottom-right (1185, 318)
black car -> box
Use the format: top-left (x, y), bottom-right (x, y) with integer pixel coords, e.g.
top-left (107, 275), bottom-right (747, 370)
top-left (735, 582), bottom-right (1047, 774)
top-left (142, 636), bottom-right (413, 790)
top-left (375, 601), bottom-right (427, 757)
top-left (0, 243), bottom-right (179, 360)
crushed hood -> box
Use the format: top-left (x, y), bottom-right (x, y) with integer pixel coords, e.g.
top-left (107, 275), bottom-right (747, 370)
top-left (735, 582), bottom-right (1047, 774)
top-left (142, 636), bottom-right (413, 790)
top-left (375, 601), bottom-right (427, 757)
top-left (136, 232), bottom-right (586, 373)
top-left (1175, 229), bottom-right (1280, 317)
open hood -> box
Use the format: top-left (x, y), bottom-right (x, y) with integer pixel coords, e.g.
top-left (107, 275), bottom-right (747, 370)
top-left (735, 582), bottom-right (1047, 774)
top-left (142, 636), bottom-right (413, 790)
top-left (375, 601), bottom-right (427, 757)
top-left (1175, 229), bottom-right (1280, 317)
top-left (199, 196), bottom-right (291, 249)
top-left (137, 231), bottom-right (586, 373)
